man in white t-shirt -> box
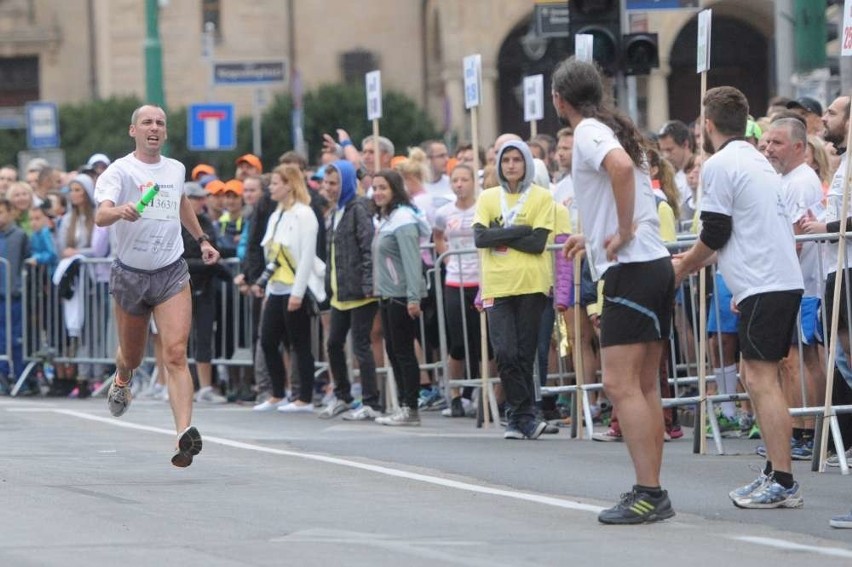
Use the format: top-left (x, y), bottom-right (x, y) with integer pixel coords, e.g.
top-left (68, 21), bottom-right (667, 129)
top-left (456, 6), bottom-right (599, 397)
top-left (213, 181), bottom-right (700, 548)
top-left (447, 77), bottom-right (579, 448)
top-left (553, 57), bottom-right (675, 525)
top-left (94, 104), bottom-right (220, 468)
top-left (765, 116), bottom-right (826, 458)
top-left (674, 87), bottom-right (804, 509)
top-left (802, 96), bottom-right (852, 356)
top-left (423, 140), bottom-right (454, 210)
top-left (657, 120), bottom-right (694, 220)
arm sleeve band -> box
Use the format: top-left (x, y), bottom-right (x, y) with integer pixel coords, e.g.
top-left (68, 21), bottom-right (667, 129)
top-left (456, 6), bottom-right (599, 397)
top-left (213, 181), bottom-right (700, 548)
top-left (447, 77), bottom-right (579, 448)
top-left (699, 211), bottom-right (733, 251)
top-left (507, 228), bottom-right (550, 254)
top-left (473, 224), bottom-right (532, 248)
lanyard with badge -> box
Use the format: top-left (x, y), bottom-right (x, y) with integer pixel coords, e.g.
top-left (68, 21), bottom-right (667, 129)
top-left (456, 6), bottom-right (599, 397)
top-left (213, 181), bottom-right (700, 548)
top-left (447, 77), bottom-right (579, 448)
top-left (493, 188), bottom-right (528, 255)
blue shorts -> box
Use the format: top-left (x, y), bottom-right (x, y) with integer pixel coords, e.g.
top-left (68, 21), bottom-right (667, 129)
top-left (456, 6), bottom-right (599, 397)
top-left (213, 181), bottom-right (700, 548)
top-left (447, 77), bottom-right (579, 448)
top-left (707, 272), bottom-right (739, 334)
top-left (797, 296), bottom-right (822, 345)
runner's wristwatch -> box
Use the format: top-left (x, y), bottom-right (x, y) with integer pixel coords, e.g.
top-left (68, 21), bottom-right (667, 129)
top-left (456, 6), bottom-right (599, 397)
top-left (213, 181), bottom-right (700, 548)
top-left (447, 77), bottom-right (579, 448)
top-left (197, 233), bottom-right (212, 245)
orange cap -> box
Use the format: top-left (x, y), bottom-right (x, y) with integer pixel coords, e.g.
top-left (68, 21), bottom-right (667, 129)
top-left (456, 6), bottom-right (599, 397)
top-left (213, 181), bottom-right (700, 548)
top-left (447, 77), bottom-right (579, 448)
top-left (390, 155), bottom-right (407, 168)
top-left (191, 164), bottom-right (216, 180)
top-left (223, 179), bottom-right (244, 196)
top-left (205, 179), bottom-right (226, 195)
top-left (235, 154), bottom-right (262, 173)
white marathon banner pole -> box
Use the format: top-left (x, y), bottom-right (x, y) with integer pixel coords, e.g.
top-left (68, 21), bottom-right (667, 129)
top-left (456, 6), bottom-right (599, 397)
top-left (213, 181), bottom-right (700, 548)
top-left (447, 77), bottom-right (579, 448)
top-left (365, 70), bottom-right (399, 412)
top-left (524, 74), bottom-right (544, 139)
top-left (817, 0), bottom-right (852, 474)
top-left (570, 33), bottom-right (596, 439)
top-left (464, 54), bottom-right (495, 427)
top-left (695, 8), bottom-right (712, 456)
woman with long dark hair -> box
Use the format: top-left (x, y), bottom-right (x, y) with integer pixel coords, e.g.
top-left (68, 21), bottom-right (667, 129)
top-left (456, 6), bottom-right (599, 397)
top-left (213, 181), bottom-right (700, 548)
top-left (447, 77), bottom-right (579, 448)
top-left (554, 57), bottom-right (675, 525)
top-left (371, 169), bottom-right (430, 426)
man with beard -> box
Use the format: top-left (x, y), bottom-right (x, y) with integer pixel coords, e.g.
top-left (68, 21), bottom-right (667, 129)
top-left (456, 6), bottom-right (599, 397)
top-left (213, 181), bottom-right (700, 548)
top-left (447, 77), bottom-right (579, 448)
top-left (675, 87), bottom-right (804, 509)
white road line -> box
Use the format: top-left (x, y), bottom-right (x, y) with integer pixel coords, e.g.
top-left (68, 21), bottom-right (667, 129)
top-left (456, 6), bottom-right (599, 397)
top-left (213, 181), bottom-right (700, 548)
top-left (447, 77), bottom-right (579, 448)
top-left (51, 408), bottom-right (604, 514)
top-left (733, 536), bottom-right (852, 560)
top-left (41, 408), bottom-right (852, 560)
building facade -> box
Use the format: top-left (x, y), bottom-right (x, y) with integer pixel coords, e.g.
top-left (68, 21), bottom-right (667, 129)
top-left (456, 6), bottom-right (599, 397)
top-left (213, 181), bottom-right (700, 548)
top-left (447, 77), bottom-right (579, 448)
top-left (0, 0), bottom-right (802, 150)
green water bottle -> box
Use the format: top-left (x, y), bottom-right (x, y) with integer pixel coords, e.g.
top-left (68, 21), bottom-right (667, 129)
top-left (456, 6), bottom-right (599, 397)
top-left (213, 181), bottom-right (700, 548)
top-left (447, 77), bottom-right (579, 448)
top-left (136, 183), bottom-right (160, 213)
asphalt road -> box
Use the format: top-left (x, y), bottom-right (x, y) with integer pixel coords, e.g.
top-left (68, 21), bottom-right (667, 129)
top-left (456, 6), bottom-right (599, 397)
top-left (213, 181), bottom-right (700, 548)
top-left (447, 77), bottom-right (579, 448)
top-left (1, 396), bottom-right (851, 567)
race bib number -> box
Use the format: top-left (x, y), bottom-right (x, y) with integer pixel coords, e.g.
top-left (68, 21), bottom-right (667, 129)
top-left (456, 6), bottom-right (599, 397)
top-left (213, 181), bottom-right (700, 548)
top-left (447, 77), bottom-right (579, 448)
top-left (140, 185), bottom-right (180, 221)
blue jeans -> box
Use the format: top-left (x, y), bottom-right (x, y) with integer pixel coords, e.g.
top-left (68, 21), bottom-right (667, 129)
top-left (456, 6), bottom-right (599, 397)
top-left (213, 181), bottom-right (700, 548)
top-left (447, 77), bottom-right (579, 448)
top-left (0, 298), bottom-right (23, 379)
top-left (486, 293), bottom-right (548, 425)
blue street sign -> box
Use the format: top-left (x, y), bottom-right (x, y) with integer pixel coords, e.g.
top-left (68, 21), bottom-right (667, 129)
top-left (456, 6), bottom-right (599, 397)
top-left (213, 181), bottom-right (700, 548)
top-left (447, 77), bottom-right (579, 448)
top-left (26, 102), bottom-right (59, 150)
top-left (187, 103), bottom-right (236, 151)
top-left (627, 0), bottom-right (699, 10)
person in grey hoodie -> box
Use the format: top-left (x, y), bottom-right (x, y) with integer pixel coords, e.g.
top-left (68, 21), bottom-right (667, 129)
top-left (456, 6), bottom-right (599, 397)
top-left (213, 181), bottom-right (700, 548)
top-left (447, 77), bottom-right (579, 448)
top-left (371, 169), bottom-right (430, 426)
top-left (473, 140), bottom-right (555, 440)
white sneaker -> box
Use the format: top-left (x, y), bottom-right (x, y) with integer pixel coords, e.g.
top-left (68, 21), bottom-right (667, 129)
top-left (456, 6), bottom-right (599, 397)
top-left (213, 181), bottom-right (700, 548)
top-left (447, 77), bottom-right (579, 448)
top-left (252, 399), bottom-right (287, 412)
top-left (195, 386), bottom-right (227, 404)
top-left (342, 406), bottom-right (378, 421)
top-left (278, 401), bottom-right (314, 414)
top-left (318, 398), bottom-right (351, 419)
top-left (826, 447), bottom-right (852, 468)
top-left (375, 406), bottom-right (420, 426)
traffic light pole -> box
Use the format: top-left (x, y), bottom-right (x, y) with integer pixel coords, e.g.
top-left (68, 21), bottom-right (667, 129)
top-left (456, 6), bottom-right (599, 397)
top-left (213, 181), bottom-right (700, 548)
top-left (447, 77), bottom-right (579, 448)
top-left (615, 0), bottom-right (633, 121)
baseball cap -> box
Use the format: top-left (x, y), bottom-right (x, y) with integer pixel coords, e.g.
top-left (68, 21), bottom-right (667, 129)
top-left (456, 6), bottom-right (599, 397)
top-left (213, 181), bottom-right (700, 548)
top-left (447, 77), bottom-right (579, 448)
top-left (184, 182), bottom-right (208, 198)
top-left (191, 164), bottom-right (216, 180)
top-left (235, 154), bottom-right (263, 173)
top-left (205, 179), bottom-right (226, 195)
top-left (786, 97), bottom-right (823, 116)
top-left (86, 153), bottom-right (111, 168)
top-left (223, 179), bottom-right (244, 196)
top-left (310, 168), bottom-right (325, 181)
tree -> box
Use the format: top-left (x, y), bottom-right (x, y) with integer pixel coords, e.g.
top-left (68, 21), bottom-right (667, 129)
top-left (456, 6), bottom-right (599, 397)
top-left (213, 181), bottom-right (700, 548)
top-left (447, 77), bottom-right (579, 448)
top-left (302, 84), bottom-right (439, 162)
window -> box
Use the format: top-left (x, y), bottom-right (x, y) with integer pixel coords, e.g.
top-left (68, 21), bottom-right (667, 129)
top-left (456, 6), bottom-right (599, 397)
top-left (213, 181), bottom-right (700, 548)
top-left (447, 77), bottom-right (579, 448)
top-left (0, 56), bottom-right (39, 106)
top-left (202, 0), bottom-right (220, 37)
top-left (340, 50), bottom-right (377, 84)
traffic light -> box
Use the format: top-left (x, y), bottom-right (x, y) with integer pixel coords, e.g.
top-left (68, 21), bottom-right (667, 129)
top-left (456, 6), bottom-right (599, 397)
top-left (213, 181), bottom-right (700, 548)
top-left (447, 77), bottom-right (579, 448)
top-left (569, 0), bottom-right (621, 75)
top-left (622, 33), bottom-right (659, 75)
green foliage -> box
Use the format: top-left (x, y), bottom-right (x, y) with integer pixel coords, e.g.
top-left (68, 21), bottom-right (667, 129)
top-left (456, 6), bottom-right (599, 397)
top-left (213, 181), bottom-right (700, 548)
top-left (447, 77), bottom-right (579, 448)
top-left (0, 84), bottom-right (437, 176)
top-left (58, 96), bottom-right (142, 169)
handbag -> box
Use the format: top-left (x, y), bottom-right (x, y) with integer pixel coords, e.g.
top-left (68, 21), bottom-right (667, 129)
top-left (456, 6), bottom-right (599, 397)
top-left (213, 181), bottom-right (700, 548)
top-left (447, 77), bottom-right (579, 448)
top-left (279, 250), bottom-right (321, 317)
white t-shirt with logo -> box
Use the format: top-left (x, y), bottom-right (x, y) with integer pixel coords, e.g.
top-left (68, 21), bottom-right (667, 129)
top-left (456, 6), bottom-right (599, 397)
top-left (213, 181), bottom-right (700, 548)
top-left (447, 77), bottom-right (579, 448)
top-left (424, 174), bottom-right (455, 211)
top-left (433, 201), bottom-right (478, 287)
top-left (781, 162), bottom-right (823, 297)
top-left (700, 140), bottom-right (803, 304)
top-left (572, 117), bottom-right (668, 281)
top-left (95, 152), bottom-right (186, 271)
top-left (824, 152), bottom-right (850, 275)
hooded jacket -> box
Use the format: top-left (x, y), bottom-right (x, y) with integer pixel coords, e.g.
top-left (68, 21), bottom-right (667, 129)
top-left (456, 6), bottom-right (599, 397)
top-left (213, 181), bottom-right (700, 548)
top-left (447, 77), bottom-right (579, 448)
top-left (326, 160), bottom-right (376, 302)
top-left (373, 203), bottom-right (431, 303)
top-left (474, 141), bottom-right (552, 254)
top-left (473, 140), bottom-right (555, 299)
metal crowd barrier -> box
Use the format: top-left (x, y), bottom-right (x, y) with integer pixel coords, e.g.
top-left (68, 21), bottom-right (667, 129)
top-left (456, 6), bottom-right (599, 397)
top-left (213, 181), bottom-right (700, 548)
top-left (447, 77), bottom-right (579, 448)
top-left (429, 234), bottom-right (852, 467)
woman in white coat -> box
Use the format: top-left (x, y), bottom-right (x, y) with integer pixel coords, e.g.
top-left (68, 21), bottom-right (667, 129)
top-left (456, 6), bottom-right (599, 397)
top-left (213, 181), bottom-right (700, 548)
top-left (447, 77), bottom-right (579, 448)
top-left (251, 164), bottom-right (322, 413)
